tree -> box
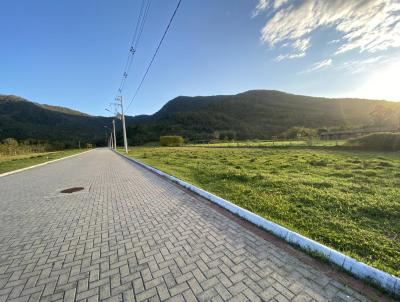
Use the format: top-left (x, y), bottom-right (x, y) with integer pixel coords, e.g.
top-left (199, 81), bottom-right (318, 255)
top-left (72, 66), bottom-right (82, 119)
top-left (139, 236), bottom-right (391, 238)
top-left (2, 138), bottom-right (19, 155)
top-left (370, 105), bottom-right (393, 126)
top-left (281, 127), bottom-right (317, 139)
top-left (219, 131), bottom-right (236, 141)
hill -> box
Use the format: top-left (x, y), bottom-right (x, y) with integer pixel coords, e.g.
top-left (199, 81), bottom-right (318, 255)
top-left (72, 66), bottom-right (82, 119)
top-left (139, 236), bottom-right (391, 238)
top-left (0, 95), bottom-right (114, 147)
top-left (38, 104), bottom-right (89, 116)
top-left (1, 91), bottom-right (400, 146)
top-left (126, 90), bottom-right (400, 143)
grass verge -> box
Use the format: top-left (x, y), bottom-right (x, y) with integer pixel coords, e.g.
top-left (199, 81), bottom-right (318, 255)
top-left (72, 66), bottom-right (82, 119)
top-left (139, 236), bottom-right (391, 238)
top-left (0, 149), bottom-right (88, 174)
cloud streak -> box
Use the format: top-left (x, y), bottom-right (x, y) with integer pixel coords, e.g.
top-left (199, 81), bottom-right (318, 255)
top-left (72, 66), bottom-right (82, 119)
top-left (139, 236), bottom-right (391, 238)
top-left (255, 0), bottom-right (400, 61)
top-left (300, 58), bottom-right (332, 74)
top-left (253, 0), bottom-right (268, 17)
top-left (274, 37), bottom-right (310, 61)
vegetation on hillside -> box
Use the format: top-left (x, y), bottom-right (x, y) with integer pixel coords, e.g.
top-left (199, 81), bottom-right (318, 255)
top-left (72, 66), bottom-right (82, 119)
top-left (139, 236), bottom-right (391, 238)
top-left (125, 146), bottom-right (400, 276)
top-left (0, 95), bottom-right (113, 146)
top-left (2, 91), bottom-right (400, 146)
top-left (125, 90), bottom-right (400, 144)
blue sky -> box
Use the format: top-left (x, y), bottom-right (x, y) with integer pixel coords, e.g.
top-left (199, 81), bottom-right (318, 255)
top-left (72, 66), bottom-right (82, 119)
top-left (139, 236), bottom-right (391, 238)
top-left (1, 0), bottom-right (400, 116)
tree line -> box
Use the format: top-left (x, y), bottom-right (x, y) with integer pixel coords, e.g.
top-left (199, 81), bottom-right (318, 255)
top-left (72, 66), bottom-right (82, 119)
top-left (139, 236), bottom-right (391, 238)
top-left (0, 138), bottom-right (78, 156)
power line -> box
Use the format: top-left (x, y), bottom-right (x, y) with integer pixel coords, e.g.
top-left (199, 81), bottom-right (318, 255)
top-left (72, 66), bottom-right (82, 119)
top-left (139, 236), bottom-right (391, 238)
top-left (117, 0), bottom-right (152, 94)
top-left (108, 0), bottom-right (152, 154)
top-left (126, 0), bottom-right (183, 112)
top-left (118, 0), bottom-right (151, 94)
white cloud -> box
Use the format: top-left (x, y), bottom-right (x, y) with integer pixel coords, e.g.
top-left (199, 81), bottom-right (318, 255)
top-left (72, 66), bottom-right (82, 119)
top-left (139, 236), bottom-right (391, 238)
top-left (293, 38), bottom-right (310, 53)
top-left (255, 0), bottom-right (400, 60)
top-left (275, 52), bottom-right (305, 61)
top-left (252, 0), bottom-right (269, 17)
top-left (274, 37), bottom-right (310, 61)
top-left (301, 58), bottom-right (332, 73)
top-left (252, 0), bottom-right (290, 17)
top-left (273, 0), bottom-right (290, 9)
top-left (327, 39), bottom-right (341, 45)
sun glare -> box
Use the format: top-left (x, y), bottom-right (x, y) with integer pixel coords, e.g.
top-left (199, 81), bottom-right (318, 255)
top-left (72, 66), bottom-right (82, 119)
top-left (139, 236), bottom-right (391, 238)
top-left (355, 60), bottom-right (400, 101)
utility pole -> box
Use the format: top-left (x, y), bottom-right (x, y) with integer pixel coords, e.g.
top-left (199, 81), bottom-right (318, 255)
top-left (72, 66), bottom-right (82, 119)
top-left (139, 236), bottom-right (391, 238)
top-left (106, 98), bottom-right (128, 153)
top-left (105, 130), bottom-right (108, 148)
top-left (104, 126), bottom-right (113, 149)
top-left (112, 119), bottom-right (117, 150)
top-left (117, 96), bottom-right (128, 154)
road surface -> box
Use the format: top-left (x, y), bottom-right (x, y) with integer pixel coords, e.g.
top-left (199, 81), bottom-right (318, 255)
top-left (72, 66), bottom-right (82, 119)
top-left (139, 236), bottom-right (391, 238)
top-left (0, 149), bottom-right (380, 301)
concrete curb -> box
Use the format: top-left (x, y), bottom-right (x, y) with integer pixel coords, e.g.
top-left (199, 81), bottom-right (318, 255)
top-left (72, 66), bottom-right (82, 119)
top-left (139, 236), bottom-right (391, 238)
top-left (116, 151), bottom-right (400, 297)
top-left (0, 149), bottom-right (94, 178)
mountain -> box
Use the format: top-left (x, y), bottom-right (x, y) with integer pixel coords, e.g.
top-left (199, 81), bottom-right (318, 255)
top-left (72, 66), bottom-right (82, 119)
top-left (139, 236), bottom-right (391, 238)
top-left (1, 91), bottom-right (400, 146)
top-left (38, 104), bottom-right (89, 116)
top-left (125, 90), bottom-right (400, 143)
top-left (0, 95), bottom-right (115, 146)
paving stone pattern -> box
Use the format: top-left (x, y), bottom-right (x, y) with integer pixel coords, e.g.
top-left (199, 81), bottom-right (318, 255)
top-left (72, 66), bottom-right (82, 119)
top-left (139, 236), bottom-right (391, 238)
top-left (0, 149), bottom-right (371, 301)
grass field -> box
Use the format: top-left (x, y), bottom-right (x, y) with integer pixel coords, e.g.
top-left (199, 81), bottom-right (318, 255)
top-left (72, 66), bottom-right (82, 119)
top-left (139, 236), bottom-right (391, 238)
top-left (0, 149), bottom-right (87, 174)
top-left (124, 146), bottom-right (400, 277)
top-left (186, 139), bottom-right (346, 148)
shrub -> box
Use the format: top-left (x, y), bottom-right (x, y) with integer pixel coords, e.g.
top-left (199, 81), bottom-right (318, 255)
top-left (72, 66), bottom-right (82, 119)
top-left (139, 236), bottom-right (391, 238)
top-left (1, 138), bottom-right (19, 155)
top-left (0, 138), bottom-right (69, 156)
top-left (281, 127), bottom-right (317, 139)
top-left (347, 132), bottom-right (400, 151)
top-left (160, 136), bottom-right (184, 147)
top-left (219, 130), bottom-right (236, 141)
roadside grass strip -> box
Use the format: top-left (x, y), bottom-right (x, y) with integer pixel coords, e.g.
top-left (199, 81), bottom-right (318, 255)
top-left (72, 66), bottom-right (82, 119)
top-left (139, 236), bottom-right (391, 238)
top-left (0, 149), bottom-right (92, 177)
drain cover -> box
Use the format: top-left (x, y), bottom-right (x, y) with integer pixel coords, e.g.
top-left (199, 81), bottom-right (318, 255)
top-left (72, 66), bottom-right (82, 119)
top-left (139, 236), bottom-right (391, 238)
top-left (60, 187), bottom-right (84, 194)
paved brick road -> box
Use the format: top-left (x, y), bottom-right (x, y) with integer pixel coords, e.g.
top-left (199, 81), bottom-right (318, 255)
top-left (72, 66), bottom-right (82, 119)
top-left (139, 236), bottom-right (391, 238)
top-left (0, 149), bottom-right (374, 301)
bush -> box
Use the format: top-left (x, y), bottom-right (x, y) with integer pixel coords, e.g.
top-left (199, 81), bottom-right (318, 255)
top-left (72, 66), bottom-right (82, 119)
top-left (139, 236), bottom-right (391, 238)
top-left (347, 132), bottom-right (400, 151)
top-left (0, 138), bottom-right (72, 156)
top-left (219, 130), bottom-right (236, 141)
top-left (1, 138), bottom-right (19, 155)
top-left (281, 127), bottom-right (317, 139)
top-left (160, 136), bottom-right (184, 147)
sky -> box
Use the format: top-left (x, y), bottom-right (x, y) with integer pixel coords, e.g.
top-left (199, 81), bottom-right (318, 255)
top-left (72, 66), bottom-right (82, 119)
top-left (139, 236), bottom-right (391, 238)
top-left (1, 0), bottom-right (400, 117)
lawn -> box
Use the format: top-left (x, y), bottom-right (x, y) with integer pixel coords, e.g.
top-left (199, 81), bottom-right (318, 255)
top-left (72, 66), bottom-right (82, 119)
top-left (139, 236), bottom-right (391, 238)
top-left (124, 146), bottom-right (400, 277)
top-left (0, 149), bottom-right (87, 174)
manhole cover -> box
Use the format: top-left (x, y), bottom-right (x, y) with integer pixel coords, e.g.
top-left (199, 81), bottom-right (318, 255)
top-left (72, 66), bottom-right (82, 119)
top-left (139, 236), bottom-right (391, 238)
top-left (60, 187), bottom-right (84, 194)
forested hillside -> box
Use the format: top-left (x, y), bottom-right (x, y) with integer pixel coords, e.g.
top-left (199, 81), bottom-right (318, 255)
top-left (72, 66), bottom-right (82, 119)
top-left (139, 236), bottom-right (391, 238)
top-left (1, 91), bottom-right (399, 146)
top-left (0, 95), bottom-right (115, 147)
top-left (126, 90), bottom-right (400, 144)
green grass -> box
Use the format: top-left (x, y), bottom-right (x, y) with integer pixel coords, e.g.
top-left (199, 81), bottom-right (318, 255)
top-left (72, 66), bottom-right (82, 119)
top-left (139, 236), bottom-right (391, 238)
top-left (186, 139), bottom-right (346, 148)
top-left (0, 149), bottom-right (87, 174)
top-left (124, 146), bottom-right (400, 277)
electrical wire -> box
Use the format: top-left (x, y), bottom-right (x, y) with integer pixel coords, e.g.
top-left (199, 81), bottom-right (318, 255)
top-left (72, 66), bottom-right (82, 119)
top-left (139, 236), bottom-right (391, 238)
top-left (117, 0), bottom-right (152, 94)
top-left (126, 0), bottom-right (182, 112)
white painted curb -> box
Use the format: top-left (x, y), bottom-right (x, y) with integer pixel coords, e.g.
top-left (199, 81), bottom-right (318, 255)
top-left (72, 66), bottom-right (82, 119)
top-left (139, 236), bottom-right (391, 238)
top-left (116, 151), bottom-right (400, 297)
top-left (0, 149), bottom-right (94, 178)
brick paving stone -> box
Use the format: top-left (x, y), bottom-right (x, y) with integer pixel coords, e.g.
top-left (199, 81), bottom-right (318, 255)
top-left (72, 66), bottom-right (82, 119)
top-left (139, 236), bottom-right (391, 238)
top-left (0, 149), bottom-right (376, 301)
